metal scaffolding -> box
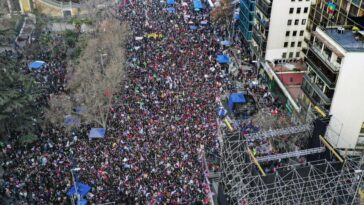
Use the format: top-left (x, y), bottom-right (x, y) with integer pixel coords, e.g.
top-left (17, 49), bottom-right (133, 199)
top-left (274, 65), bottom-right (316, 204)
top-left (219, 125), bottom-right (363, 205)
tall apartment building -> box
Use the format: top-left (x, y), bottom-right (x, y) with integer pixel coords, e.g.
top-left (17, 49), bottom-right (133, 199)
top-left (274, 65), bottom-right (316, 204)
top-left (301, 26), bottom-right (364, 151)
top-left (252, 0), bottom-right (312, 62)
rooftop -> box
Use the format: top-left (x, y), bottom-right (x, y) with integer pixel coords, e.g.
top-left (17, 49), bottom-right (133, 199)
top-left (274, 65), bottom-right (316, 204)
top-left (323, 28), bottom-right (364, 52)
top-left (273, 61), bottom-right (307, 72)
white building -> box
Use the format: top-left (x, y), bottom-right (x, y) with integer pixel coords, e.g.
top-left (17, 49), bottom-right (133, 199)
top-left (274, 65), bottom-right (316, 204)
top-left (252, 0), bottom-right (313, 63)
top-left (301, 26), bottom-right (364, 151)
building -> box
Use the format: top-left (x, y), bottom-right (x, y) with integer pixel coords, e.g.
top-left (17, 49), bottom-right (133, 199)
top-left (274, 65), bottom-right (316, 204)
top-left (239, 0), bottom-right (255, 41)
top-left (251, 0), bottom-right (312, 62)
top-left (308, 0), bottom-right (364, 32)
top-left (301, 26), bottom-right (364, 151)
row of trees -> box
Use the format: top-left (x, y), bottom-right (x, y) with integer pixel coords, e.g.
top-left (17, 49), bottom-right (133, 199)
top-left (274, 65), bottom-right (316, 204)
top-left (46, 19), bottom-right (129, 128)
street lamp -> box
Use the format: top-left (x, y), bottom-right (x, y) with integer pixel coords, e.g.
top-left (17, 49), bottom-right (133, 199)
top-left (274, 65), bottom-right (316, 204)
top-left (71, 167), bottom-right (81, 205)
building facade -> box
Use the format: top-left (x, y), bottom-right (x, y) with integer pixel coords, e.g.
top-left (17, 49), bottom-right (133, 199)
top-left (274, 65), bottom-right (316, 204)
top-left (252, 0), bottom-right (313, 62)
top-left (239, 0), bottom-right (256, 41)
top-left (301, 26), bottom-right (364, 151)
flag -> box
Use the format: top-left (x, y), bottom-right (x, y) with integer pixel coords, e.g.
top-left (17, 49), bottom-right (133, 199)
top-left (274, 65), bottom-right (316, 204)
top-left (327, 2), bottom-right (336, 14)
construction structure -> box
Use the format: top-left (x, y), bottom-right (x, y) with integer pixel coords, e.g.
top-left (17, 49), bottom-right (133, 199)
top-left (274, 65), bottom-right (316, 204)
top-left (212, 117), bottom-right (364, 205)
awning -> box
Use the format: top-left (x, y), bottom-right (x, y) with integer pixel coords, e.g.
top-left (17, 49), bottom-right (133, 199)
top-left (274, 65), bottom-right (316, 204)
top-left (216, 55), bottom-right (230, 64)
top-left (167, 0), bottom-right (175, 5)
top-left (228, 93), bottom-right (246, 112)
top-left (89, 128), bottom-right (106, 139)
top-left (67, 182), bottom-right (91, 198)
top-left (29, 61), bottom-right (46, 70)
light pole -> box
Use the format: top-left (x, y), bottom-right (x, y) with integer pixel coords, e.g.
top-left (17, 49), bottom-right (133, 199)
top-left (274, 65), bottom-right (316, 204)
top-left (71, 167), bottom-right (81, 205)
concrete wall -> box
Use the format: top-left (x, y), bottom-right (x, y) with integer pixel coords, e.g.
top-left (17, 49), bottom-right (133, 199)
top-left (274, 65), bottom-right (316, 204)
top-left (265, 0), bottom-right (312, 62)
top-left (327, 52), bottom-right (364, 148)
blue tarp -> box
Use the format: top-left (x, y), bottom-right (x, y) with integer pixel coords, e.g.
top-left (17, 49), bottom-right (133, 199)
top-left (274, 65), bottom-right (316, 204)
top-left (167, 7), bottom-right (176, 12)
top-left (216, 55), bottom-right (230, 64)
top-left (64, 115), bottom-right (80, 126)
top-left (67, 182), bottom-right (91, 198)
top-left (190, 25), bottom-right (198, 30)
top-left (200, 20), bottom-right (208, 25)
top-left (29, 61), bottom-right (46, 70)
top-left (193, 0), bottom-right (203, 10)
top-left (228, 93), bottom-right (246, 112)
top-left (167, 0), bottom-right (175, 5)
top-left (221, 40), bottom-right (232, 46)
top-left (89, 128), bottom-right (106, 139)
top-left (78, 199), bottom-right (87, 205)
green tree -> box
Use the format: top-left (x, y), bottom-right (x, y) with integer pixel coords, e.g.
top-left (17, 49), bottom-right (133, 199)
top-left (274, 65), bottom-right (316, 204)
top-left (0, 60), bottom-right (42, 136)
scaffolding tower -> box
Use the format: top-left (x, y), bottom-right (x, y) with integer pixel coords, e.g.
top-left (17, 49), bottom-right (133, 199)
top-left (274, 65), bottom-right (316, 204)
top-left (219, 125), bottom-right (363, 205)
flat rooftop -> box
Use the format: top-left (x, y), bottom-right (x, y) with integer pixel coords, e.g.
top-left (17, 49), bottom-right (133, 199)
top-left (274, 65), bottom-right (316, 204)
top-left (273, 61), bottom-right (307, 72)
top-left (324, 28), bottom-right (364, 52)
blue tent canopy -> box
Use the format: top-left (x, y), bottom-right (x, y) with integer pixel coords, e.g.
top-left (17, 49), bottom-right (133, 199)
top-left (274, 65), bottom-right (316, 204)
top-left (64, 115), bottom-right (80, 126)
top-left (216, 55), bottom-right (230, 64)
top-left (228, 93), bottom-right (246, 112)
top-left (167, 0), bottom-right (175, 5)
top-left (29, 61), bottom-right (46, 70)
top-left (193, 0), bottom-right (203, 10)
top-left (89, 128), bottom-right (106, 139)
top-left (67, 182), bottom-right (91, 198)
top-left (221, 40), bottom-right (232, 46)
top-left (167, 7), bottom-right (176, 12)
top-left (78, 199), bottom-right (87, 205)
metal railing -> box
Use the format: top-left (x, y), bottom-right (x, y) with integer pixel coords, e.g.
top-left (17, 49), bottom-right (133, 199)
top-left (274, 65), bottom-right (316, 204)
top-left (302, 74), bottom-right (331, 105)
top-left (311, 45), bottom-right (340, 72)
top-left (305, 57), bottom-right (335, 88)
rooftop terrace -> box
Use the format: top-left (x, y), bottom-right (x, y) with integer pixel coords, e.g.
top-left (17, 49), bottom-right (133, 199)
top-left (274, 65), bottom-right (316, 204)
top-left (323, 28), bottom-right (364, 52)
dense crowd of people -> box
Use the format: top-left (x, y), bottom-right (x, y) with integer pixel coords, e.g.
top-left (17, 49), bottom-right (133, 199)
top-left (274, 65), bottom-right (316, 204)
top-left (1, 0), bottom-right (235, 204)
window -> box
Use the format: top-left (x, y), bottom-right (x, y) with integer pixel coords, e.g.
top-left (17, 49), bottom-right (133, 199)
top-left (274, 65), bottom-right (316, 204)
top-left (284, 42), bottom-right (288, 47)
top-left (290, 8), bottom-right (294, 14)
top-left (286, 31), bottom-right (290, 36)
top-left (336, 57), bottom-right (342, 64)
top-left (360, 122), bottom-right (364, 134)
top-left (288, 20), bottom-right (292, 25)
top-left (302, 19), bottom-right (306, 25)
top-left (291, 0), bottom-right (295, 1)
top-left (296, 52), bottom-right (300, 57)
top-left (289, 52), bottom-right (294, 58)
top-left (291, 42), bottom-right (295, 47)
top-left (295, 19), bottom-right (299, 25)
top-left (293, 31), bottom-right (297, 36)
top-left (299, 30), bottom-right (304, 36)
top-left (282, 52), bottom-right (287, 58)
top-left (297, 8), bottom-right (301, 14)
top-left (304, 7), bottom-right (308, 13)
top-left (297, 41), bottom-right (302, 47)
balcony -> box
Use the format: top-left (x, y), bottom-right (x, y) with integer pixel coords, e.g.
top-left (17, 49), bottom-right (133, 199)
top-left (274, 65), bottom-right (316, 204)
top-left (305, 57), bottom-right (335, 89)
top-left (252, 26), bottom-right (264, 45)
top-left (256, 0), bottom-right (271, 17)
top-left (302, 74), bottom-right (332, 105)
top-left (311, 45), bottom-right (340, 72)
